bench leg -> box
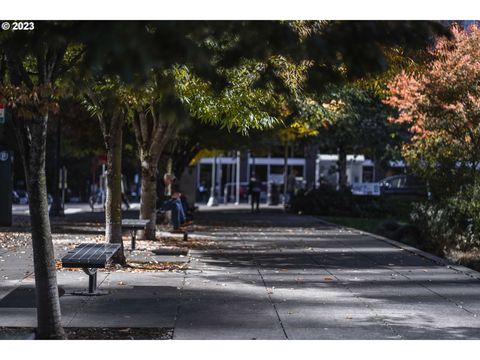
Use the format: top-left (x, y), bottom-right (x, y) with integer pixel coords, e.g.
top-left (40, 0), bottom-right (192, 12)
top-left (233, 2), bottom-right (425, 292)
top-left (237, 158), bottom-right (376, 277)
top-left (88, 270), bottom-right (97, 293)
top-left (71, 268), bottom-right (108, 296)
top-left (131, 230), bottom-right (136, 250)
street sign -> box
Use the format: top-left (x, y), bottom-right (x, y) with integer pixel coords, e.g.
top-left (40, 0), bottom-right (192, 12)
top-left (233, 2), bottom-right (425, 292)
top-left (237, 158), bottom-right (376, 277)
top-left (59, 166), bottom-right (68, 189)
top-left (0, 151), bottom-right (9, 161)
top-left (351, 182), bottom-right (381, 196)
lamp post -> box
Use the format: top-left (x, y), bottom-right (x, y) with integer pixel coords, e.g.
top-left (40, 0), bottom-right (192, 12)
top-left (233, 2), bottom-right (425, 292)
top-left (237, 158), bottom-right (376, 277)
top-left (283, 141), bottom-right (288, 209)
top-left (235, 150), bottom-right (240, 205)
top-left (207, 156), bottom-right (218, 206)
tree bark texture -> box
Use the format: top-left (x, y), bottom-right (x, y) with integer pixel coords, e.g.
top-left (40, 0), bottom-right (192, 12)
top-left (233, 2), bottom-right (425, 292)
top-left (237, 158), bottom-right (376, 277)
top-left (133, 110), bottom-right (177, 240)
top-left (5, 41), bottom-right (70, 340)
top-left (99, 112), bottom-right (126, 264)
top-left (15, 114), bottom-right (66, 339)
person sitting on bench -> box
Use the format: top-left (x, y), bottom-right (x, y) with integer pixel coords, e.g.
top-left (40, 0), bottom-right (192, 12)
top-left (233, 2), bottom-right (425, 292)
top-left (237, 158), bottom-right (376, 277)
top-left (162, 173), bottom-right (190, 232)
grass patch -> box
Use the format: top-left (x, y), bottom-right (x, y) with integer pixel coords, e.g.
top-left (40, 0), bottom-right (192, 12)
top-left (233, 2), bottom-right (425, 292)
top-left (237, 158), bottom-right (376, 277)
top-left (446, 250), bottom-right (480, 273)
top-left (320, 216), bottom-right (407, 235)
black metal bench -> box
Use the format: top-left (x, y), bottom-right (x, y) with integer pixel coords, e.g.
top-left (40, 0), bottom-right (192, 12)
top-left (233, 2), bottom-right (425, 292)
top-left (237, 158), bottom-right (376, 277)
top-left (121, 219), bottom-right (152, 250)
top-left (61, 243), bottom-right (121, 296)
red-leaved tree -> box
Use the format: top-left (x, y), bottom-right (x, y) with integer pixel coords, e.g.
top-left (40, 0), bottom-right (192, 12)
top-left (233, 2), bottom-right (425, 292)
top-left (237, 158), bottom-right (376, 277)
top-left (385, 24), bottom-right (480, 197)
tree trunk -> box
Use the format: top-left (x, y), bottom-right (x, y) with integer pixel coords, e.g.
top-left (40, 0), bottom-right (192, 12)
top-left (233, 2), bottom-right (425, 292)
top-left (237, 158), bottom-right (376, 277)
top-left (26, 115), bottom-right (66, 339)
top-left (132, 110), bottom-right (177, 238)
top-left (139, 153), bottom-right (157, 240)
top-left (338, 146), bottom-right (348, 190)
top-left (104, 119), bottom-right (126, 264)
top-left (5, 41), bottom-right (69, 340)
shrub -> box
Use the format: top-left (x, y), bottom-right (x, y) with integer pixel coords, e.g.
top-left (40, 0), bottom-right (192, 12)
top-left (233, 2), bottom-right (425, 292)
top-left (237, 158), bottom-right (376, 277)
top-left (290, 187), bottom-right (356, 217)
top-left (290, 187), bottom-right (416, 219)
top-left (410, 185), bottom-right (480, 255)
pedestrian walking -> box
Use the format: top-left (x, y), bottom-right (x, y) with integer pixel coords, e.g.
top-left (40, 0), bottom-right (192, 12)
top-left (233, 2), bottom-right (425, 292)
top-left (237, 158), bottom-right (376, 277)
top-left (248, 172), bottom-right (262, 213)
top-left (286, 169), bottom-right (298, 204)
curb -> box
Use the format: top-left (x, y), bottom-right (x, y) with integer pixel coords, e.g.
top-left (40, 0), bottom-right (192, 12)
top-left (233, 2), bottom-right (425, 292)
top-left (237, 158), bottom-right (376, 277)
top-left (314, 216), bottom-right (480, 281)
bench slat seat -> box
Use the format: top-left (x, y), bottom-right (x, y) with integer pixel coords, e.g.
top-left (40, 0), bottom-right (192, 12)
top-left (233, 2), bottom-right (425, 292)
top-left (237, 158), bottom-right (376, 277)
top-left (61, 243), bottom-right (121, 295)
top-left (122, 219), bottom-right (151, 250)
top-left (62, 243), bottom-right (121, 268)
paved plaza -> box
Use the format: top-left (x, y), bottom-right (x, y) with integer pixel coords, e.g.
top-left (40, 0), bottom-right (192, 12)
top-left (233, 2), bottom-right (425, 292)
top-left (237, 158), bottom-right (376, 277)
top-left (1, 205), bottom-right (480, 339)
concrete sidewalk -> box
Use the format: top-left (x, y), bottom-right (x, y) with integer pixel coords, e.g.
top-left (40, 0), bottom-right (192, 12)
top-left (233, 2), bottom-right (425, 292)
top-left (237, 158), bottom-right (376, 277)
top-left (1, 206), bottom-right (480, 339)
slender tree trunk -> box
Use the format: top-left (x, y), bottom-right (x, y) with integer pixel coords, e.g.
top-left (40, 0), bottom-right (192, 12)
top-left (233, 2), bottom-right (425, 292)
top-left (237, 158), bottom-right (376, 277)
top-left (132, 110), bottom-right (177, 239)
top-left (5, 43), bottom-right (69, 340)
top-left (338, 146), bottom-right (348, 190)
top-left (103, 116), bottom-right (126, 264)
top-left (139, 153), bottom-right (157, 240)
top-left (157, 152), bottom-right (171, 225)
top-left (25, 115), bottom-right (66, 339)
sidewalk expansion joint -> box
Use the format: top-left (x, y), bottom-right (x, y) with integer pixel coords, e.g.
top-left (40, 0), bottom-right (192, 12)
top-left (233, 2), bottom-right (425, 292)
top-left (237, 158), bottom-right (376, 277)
top-left (237, 231), bottom-right (289, 339)
top-left (326, 235), bottom-right (480, 319)
top-left (171, 271), bottom-right (188, 339)
top-left (304, 243), bottom-right (403, 339)
top-left (255, 267), bottom-right (289, 340)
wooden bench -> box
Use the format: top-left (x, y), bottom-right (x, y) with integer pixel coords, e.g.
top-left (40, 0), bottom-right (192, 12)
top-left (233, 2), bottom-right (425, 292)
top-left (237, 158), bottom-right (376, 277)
top-left (61, 243), bottom-right (121, 296)
top-left (121, 219), bottom-right (151, 250)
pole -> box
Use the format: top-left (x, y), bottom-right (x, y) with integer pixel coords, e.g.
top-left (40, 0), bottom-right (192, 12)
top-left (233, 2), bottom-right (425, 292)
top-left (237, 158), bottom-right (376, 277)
top-left (235, 150), bottom-right (240, 205)
top-left (283, 141), bottom-right (288, 209)
top-left (224, 158), bottom-right (231, 205)
top-left (230, 154), bottom-right (235, 204)
top-left (61, 166), bottom-right (67, 210)
top-left (207, 156), bottom-right (218, 206)
top-left (49, 116), bottom-right (64, 216)
top-left (218, 156), bottom-right (222, 201)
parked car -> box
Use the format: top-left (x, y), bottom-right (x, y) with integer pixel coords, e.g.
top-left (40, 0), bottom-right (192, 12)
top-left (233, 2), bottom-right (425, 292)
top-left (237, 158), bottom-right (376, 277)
top-left (379, 175), bottom-right (428, 197)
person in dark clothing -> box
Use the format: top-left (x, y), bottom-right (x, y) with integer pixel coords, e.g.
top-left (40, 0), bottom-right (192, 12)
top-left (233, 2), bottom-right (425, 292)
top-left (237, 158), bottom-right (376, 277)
top-left (286, 169), bottom-right (298, 205)
top-left (162, 173), bottom-right (187, 231)
top-left (248, 173), bottom-right (262, 213)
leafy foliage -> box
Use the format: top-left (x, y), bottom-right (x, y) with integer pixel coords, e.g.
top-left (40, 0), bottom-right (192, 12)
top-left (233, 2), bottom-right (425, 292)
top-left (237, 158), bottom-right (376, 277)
top-left (411, 185), bottom-right (480, 254)
top-left (174, 64), bottom-right (279, 134)
top-left (385, 25), bottom-right (480, 198)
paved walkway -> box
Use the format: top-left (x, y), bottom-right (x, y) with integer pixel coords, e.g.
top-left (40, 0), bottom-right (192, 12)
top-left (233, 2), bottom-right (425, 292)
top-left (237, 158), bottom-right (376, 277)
top-left (2, 206), bottom-right (480, 339)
